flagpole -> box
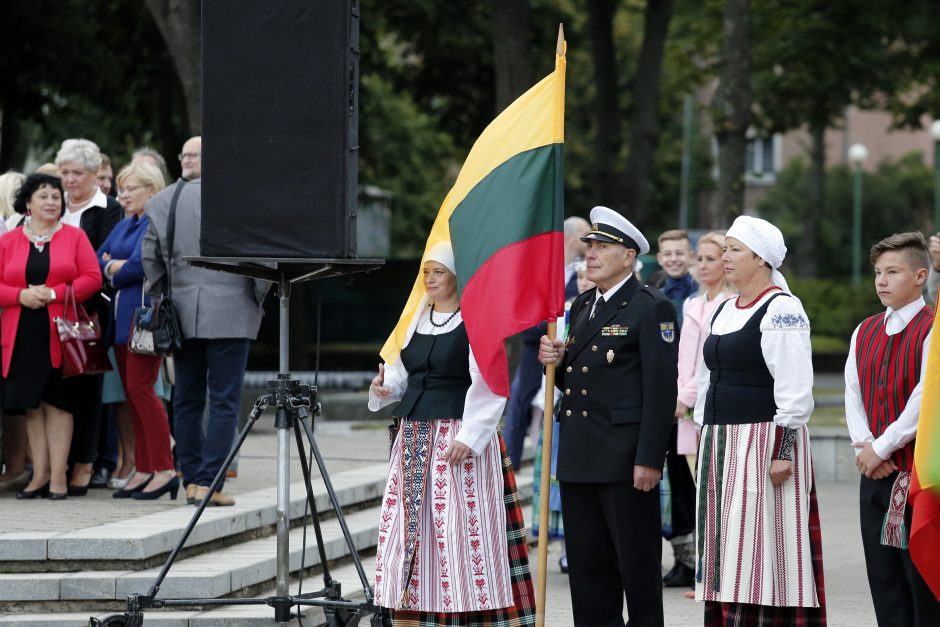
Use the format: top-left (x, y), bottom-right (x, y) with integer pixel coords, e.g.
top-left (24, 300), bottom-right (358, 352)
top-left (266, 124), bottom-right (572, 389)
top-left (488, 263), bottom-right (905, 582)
top-left (535, 320), bottom-right (557, 627)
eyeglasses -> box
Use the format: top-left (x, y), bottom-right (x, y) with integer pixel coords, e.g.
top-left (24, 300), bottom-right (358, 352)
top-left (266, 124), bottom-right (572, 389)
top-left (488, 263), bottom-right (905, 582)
top-left (118, 185), bottom-right (146, 196)
top-left (178, 152), bottom-right (200, 162)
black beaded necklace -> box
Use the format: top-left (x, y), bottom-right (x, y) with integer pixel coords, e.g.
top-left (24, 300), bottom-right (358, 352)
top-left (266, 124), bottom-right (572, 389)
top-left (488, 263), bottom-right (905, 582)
top-left (429, 303), bottom-right (461, 327)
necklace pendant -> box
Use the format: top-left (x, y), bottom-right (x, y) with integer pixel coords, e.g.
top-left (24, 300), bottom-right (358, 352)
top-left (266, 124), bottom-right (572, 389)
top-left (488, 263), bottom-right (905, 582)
top-left (34, 241), bottom-right (45, 253)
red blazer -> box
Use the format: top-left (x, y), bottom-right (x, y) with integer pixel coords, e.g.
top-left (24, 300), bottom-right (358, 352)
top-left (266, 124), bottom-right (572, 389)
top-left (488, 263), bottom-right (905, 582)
top-left (0, 225), bottom-right (103, 377)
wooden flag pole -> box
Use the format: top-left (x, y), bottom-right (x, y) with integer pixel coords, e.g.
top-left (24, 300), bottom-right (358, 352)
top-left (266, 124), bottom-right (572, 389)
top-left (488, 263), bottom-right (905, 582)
top-left (535, 320), bottom-right (557, 627)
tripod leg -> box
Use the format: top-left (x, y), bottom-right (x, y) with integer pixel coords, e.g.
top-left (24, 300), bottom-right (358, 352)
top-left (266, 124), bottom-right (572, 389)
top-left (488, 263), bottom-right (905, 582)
top-left (298, 415), bottom-right (375, 600)
top-left (291, 413), bottom-right (335, 589)
top-left (144, 397), bottom-right (267, 600)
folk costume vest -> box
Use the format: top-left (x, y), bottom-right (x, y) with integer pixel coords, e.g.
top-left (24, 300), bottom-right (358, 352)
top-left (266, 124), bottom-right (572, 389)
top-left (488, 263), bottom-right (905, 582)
top-left (702, 294), bottom-right (787, 425)
top-left (393, 323), bottom-right (471, 420)
top-left (854, 305), bottom-right (934, 472)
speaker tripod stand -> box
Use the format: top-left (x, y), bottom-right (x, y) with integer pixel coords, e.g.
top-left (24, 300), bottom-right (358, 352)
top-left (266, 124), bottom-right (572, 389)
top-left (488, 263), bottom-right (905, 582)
top-left (91, 258), bottom-right (386, 627)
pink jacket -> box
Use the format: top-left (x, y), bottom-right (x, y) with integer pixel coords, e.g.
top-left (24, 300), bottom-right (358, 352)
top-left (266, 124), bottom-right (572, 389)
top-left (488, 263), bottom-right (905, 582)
top-left (676, 291), bottom-right (733, 408)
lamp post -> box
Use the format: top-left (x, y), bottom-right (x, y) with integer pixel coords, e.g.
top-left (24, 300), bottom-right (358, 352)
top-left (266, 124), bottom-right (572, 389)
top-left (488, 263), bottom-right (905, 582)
top-left (931, 120), bottom-right (940, 231)
top-left (848, 143), bottom-right (868, 286)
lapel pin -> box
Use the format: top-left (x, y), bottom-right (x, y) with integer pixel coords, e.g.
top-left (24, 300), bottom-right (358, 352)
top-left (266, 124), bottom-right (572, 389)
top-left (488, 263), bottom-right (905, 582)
top-left (606, 349), bottom-right (614, 364)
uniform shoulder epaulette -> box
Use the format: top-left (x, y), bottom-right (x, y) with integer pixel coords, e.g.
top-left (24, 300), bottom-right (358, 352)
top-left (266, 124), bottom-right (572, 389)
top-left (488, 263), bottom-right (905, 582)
top-left (639, 285), bottom-right (664, 300)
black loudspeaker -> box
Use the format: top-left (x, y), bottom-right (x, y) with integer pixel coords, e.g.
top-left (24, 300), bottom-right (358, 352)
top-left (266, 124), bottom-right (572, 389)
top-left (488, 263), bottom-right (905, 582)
top-left (201, 0), bottom-right (359, 259)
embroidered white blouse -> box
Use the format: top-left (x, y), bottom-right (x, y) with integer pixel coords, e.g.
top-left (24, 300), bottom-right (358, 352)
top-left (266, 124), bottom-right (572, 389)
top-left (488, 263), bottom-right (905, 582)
top-left (843, 296), bottom-right (932, 461)
top-left (693, 290), bottom-right (814, 428)
top-left (367, 309), bottom-right (506, 455)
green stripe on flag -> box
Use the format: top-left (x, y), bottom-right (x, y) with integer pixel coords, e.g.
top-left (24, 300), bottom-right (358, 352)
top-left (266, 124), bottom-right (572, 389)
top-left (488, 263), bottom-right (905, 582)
top-left (449, 143), bottom-right (564, 294)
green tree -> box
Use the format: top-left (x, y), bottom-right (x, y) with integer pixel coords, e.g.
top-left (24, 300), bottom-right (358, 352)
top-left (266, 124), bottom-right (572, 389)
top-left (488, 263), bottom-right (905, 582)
top-left (758, 153), bottom-right (933, 279)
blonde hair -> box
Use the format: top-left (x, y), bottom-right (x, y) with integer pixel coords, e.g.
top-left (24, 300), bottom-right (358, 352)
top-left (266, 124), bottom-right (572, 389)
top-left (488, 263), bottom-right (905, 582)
top-left (116, 161), bottom-right (166, 195)
top-left (35, 163), bottom-right (60, 177)
top-left (696, 230), bottom-right (730, 295)
top-left (0, 171), bottom-right (25, 219)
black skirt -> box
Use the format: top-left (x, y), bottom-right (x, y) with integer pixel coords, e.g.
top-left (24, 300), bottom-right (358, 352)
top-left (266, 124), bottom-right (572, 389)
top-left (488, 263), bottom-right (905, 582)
top-left (1, 243), bottom-right (72, 413)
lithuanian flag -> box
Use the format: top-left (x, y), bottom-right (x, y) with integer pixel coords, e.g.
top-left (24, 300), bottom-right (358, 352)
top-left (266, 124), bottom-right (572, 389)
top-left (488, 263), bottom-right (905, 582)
top-left (910, 313), bottom-right (940, 600)
top-left (380, 33), bottom-right (567, 397)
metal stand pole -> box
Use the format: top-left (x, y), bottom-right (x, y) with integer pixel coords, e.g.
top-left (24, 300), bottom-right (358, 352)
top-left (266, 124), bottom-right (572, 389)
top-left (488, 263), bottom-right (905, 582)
top-left (275, 271), bottom-right (291, 624)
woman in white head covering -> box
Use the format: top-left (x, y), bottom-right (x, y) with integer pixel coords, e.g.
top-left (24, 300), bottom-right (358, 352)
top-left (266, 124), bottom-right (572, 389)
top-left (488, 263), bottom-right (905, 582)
top-left (691, 216), bottom-right (827, 624)
top-left (367, 242), bottom-right (535, 624)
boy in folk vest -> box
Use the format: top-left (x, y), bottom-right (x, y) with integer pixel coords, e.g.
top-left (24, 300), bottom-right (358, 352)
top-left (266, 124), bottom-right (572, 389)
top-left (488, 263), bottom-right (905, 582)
top-left (845, 232), bottom-right (940, 626)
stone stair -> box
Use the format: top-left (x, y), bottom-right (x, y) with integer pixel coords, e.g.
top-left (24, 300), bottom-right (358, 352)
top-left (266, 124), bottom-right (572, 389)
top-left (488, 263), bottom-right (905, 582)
top-left (0, 461), bottom-right (534, 626)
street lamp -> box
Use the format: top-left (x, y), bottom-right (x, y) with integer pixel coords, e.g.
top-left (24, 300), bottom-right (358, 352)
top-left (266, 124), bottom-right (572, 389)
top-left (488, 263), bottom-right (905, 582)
top-left (930, 120), bottom-right (940, 231)
top-left (848, 143), bottom-right (868, 286)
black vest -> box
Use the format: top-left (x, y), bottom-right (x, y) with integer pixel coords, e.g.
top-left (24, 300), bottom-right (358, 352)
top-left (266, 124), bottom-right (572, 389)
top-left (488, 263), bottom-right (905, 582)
top-left (392, 323), bottom-right (472, 420)
top-left (702, 293), bottom-right (788, 425)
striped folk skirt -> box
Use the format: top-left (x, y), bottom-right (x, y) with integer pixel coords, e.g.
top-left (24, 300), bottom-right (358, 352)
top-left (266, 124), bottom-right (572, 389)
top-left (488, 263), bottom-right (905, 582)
top-left (374, 418), bottom-right (535, 626)
top-left (695, 422), bottom-right (826, 623)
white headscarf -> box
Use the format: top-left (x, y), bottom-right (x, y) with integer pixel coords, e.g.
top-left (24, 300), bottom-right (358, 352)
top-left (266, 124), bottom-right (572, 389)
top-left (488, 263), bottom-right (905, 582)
top-left (401, 241), bottom-right (457, 348)
top-left (425, 240), bottom-right (456, 275)
top-left (726, 215), bottom-right (790, 292)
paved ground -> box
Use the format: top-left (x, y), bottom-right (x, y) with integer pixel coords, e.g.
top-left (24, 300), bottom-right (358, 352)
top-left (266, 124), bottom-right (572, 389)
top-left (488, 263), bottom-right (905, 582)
top-left (0, 415), bottom-right (877, 625)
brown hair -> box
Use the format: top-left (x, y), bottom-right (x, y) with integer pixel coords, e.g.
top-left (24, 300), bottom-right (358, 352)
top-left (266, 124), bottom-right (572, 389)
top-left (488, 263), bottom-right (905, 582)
top-left (869, 232), bottom-right (930, 270)
top-left (657, 229), bottom-right (691, 248)
top-left (100, 153), bottom-right (112, 168)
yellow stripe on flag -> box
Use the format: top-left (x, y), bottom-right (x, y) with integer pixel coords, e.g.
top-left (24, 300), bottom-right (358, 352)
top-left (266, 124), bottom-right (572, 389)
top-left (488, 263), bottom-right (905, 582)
top-left (915, 313), bottom-right (940, 490)
top-left (380, 44), bottom-right (566, 365)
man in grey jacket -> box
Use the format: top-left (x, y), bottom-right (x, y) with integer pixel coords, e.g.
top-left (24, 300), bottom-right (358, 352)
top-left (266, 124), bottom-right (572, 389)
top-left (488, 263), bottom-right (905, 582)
top-left (142, 147), bottom-right (270, 506)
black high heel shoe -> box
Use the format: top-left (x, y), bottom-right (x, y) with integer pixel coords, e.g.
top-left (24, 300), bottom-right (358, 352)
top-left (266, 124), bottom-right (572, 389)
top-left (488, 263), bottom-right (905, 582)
top-left (113, 475), bottom-right (153, 499)
top-left (132, 476), bottom-right (180, 501)
top-left (67, 484), bottom-right (89, 497)
top-left (16, 483), bottom-right (50, 500)
top-left (46, 491), bottom-right (68, 500)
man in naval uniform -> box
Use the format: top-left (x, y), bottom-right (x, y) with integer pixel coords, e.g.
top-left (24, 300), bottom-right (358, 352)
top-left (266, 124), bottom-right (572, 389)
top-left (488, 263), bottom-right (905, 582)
top-left (539, 206), bottom-right (678, 627)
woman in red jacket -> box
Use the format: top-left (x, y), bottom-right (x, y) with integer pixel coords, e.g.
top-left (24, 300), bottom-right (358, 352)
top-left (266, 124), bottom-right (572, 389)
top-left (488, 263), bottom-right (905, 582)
top-left (0, 173), bottom-right (102, 499)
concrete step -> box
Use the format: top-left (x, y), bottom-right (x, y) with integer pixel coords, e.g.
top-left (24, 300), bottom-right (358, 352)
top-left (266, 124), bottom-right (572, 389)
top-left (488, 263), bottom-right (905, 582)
top-left (0, 463), bottom-right (389, 565)
top-left (0, 472), bottom-right (534, 615)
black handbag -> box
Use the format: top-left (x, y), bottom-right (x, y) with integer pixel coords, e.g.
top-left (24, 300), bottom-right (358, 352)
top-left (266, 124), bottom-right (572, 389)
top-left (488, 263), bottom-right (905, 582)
top-left (144, 180), bottom-right (187, 356)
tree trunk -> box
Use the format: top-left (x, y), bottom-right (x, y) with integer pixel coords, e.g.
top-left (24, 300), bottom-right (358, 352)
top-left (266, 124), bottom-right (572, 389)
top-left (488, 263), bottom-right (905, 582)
top-left (145, 0), bottom-right (202, 135)
top-left (621, 0), bottom-right (674, 221)
top-left (490, 0), bottom-right (533, 114)
top-left (713, 0), bottom-right (751, 226)
top-left (587, 0), bottom-right (621, 203)
top-left (796, 121), bottom-right (825, 276)
top-left (0, 102), bottom-right (19, 172)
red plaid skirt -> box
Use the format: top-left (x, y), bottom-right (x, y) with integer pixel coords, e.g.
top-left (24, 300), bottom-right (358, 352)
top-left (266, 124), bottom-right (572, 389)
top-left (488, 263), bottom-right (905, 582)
top-left (704, 478), bottom-right (827, 626)
top-left (390, 434), bottom-right (536, 627)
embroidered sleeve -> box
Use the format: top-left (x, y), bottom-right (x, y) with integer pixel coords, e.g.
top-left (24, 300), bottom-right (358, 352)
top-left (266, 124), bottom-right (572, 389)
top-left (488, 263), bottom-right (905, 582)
top-left (773, 425), bottom-right (798, 460)
top-left (761, 295), bottom-right (814, 428)
top-left (769, 311), bottom-right (809, 329)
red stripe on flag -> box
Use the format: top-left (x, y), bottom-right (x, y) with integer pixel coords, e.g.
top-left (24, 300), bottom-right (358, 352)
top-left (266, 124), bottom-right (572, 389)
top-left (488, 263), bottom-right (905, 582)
top-left (460, 231), bottom-right (565, 397)
top-left (909, 466), bottom-right (940, 601)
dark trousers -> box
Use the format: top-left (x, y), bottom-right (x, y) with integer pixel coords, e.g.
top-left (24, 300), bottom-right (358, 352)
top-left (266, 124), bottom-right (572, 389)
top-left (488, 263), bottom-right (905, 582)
top-left (860, 473), bottom-right (940, 627)
top-left (561, 480), bottom-right (664, 627)
top-left (503, 329), bottom-right (543, 469)
top-left (68, 373), bottom-right (104, 465)
top-left (664, 423), bottom-right (695, 541)
top-left (173, 338), bottom-right (249, 490)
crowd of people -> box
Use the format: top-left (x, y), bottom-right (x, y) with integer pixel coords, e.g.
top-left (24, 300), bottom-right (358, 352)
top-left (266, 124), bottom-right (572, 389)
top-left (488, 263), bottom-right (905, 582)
top-left (0, 136), bottom-right (268, 506)
top-left (370, 205), bottom-right (940, 626)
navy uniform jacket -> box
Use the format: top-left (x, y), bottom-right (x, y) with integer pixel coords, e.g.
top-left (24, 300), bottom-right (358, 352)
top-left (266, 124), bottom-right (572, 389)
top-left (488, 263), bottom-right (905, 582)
top-left (555, 274), bottom-right (678, 483)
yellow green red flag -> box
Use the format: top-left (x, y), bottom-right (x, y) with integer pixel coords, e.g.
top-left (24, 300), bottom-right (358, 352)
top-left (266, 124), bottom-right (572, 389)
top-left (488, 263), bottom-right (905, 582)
top-left (910, 303), bottom-right (940, 599)
top-left (379, 39), bottom-right (567, 397)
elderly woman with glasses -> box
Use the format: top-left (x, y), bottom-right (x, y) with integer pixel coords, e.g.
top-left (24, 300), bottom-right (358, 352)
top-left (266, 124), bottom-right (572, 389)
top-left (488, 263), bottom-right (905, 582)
top-left (53, 138), bottom-right (123, 495)
top-left (97, 162), bottom-right (177, 500)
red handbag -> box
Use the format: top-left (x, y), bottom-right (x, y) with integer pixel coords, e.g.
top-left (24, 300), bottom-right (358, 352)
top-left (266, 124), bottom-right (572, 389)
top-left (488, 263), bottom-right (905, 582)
top-left (54, 284), bottom-right (112, 378)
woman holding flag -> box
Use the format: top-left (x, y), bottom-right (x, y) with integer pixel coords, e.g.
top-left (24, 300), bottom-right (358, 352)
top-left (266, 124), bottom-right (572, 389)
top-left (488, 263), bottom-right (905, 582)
top-left (368, 241), bottom-right (535, 626)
